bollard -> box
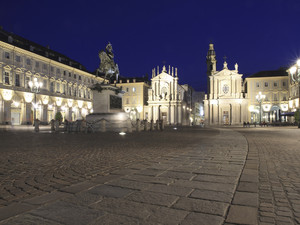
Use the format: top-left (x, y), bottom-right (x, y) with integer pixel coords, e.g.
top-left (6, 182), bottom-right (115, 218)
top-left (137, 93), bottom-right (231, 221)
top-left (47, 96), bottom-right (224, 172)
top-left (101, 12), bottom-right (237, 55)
top-left (127, 119), bottom-right (132, 133)
top-left (150, 119), bottom-right (154, 131)
top-left (144, 120), bottom-right (148, 131)
top-left (156, 120), bottom-right (160, 130)
top-left (160, 120), bottom-right (164, 131)
top-left (54, 120), bottom-right (59, 132)
top-left (34, 119), bottom-right (40, 132)
top-left (136, 119), bottom-right (141, 132)
top-left (101, 119), bottom-right (106, 132)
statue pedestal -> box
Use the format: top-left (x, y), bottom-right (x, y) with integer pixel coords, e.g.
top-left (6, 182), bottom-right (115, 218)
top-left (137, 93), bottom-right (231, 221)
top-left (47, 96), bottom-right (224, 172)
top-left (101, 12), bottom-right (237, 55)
top-left (86, 84), bottom-right (129, 132)
top-left (92, 85), bottom-right (123, 113)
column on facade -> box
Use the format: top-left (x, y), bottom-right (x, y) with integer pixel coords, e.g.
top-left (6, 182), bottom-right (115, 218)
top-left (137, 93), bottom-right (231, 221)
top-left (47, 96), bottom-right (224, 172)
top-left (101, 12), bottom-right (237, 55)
top-left (3, 100), bottom-right (12, 124)
top-left (0, 99), bottom-right (3, 124)
top-left (42, 105), bottom-right (48, 123)
top-left (177, 105), bottom-right (182, 124)
top-left (22, 103), bottom-right (32, 125)
top-left (210, 103), bottom-right (213, 124)
top-left (209, 77), bottom-right (213, 99)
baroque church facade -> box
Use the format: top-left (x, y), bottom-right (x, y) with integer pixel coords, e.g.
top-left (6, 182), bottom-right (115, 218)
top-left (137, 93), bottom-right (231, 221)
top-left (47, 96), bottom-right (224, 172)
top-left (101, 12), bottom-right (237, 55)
top-left (144, 65), bottom-right (191, 125)
top-left (204, 44), bottom-right (248, 125)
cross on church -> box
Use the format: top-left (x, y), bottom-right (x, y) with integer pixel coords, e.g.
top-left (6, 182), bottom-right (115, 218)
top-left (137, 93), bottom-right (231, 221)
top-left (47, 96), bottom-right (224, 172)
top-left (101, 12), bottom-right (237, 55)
top-left (223, 56), bottom-right (227, 62)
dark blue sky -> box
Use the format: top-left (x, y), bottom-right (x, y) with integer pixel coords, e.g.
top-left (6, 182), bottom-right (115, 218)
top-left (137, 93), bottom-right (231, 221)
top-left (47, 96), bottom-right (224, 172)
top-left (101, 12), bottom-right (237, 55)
top-left (1, 0), bottom-right (300, 91)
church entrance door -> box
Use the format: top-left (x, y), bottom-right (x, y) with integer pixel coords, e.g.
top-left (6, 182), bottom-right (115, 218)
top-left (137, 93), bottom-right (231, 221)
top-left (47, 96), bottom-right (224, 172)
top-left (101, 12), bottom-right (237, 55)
top-left (223, 111), bottom-right (229, 125)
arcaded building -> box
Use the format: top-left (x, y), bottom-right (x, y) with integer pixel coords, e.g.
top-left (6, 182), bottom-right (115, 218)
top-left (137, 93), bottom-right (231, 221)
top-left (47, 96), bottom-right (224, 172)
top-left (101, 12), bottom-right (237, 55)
top-left (0, 28), bottom-right (104, 125)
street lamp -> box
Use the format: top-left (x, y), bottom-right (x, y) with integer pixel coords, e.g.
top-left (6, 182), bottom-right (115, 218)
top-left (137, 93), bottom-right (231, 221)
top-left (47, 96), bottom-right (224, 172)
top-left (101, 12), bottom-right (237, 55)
top-left (28, 77), bottom-right (43, 123)
top-left (289, 59), bottom-right (300, 127)
top-left (256, 91), bottom-right (265, 124)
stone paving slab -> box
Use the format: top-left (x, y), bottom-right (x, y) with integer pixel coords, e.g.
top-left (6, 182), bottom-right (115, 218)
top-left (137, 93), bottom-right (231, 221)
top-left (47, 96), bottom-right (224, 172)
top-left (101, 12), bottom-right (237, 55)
top-left (0, 127), bottom-right (257, 224)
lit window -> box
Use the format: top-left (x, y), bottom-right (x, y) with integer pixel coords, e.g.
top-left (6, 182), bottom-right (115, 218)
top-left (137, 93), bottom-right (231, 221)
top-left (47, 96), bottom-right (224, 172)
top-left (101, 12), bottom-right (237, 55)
top-left (132, 87), bottom-right (136, 92)
top-left (25, 76), bottom-right (30, 89)
top-left (4, 72), bottom-right (10, 84)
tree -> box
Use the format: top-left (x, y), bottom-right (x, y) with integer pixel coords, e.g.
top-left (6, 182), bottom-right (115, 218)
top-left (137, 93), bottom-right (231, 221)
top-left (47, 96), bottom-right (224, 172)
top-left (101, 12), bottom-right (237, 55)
top-left (55, 112), bottom-right (63, 124)
top-left (294, 110), bottom-right (300, 128)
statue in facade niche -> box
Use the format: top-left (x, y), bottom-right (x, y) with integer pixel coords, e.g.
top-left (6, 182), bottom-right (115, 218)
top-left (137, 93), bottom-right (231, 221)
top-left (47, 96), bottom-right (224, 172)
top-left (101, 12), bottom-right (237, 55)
top-left (96, 42), bottom-right (119, 83)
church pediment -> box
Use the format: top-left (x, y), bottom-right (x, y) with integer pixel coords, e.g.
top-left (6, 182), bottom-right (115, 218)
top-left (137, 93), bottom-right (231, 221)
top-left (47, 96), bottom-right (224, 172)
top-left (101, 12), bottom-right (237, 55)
top-left (214, 69), bottom-right (241, 77)
top-left (152, 72), bottom-right (174, 82)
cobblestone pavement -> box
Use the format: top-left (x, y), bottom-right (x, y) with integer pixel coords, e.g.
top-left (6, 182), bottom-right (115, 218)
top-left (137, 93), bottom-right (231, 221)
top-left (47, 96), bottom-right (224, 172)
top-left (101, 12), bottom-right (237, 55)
top-left (236, 127), bottom-right (300, 225)
top-left (0, 126), bottom-right (299, 224)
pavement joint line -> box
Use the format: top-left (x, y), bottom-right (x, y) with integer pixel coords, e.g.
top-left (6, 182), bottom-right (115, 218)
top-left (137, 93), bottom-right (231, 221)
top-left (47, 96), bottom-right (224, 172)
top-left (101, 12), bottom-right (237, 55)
top-left (221, 128), bottom-right (259, 225)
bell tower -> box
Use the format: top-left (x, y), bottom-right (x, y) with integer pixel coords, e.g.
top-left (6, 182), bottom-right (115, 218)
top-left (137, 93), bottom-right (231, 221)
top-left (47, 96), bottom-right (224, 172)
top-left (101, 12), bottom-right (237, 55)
top-left (206, 43), bottom-right (217, 75)
top-left (206, 43), bottom-right (217, 94)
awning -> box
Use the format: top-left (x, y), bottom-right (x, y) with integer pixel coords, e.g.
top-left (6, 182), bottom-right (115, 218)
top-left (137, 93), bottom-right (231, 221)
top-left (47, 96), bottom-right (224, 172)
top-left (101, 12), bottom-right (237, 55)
top-left (280, 112), bottom-right (295, 116)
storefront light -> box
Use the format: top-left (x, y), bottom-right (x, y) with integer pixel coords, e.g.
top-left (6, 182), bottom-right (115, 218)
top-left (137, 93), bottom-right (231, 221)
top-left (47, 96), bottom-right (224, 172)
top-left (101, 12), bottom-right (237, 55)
top-left (56, 97), bottom-right (62, 106)
top-left (24, 92), bottom-right (34, 103)
top-left (77, 100), bottom-right (83, 108)
top-left (2, 90), bottom-right (13, 101)
top-left (67, 99), bottom-right (73, 107)
top-left (13, 101), bottom-right (20, 107)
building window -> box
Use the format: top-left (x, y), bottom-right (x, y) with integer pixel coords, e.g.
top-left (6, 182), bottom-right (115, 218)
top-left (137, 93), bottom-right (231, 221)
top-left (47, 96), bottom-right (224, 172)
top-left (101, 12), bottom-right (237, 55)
top-left (274, 82), bottom-right (277, 87)
top-left (63, 71), bottom-right (66, 76)
top-left (69, 87), bottom-right (72, 96)
top-left (79, 76), bottom-right (81, 80)
top-left (57, 69), bottom-right (60, 74)
top-left (43, 64), bottom-right (47, 70)
top-left (50, 82), bottom-right (54, 92)
top-left (69, 72), bottom-right (71, 77)
top-left (43, 80), bottom-right (47, 89)
top-left (26, 58), bottom-right (31, 65)
top-left (132, 87), bottom-right (136, 92)
top-left (15, 74), bottom-right (20, 87)
top-left (264, 82), bottom-right (268, 87)
top-left (25, 76), bottom-right (30, 89)
top-left (256, 82), bottom-right (259, 88)
top-left (4, 72), bottom-right (10, 85)
top-left (126, 87), bottom-right (129, 92)
top-left (63, 84), bottom-right (66, 94)
top-left (274, 94), bottom-right (277, 101)
top-left (51, 66), bottom-right (54, 72)
top-left (5, 52), bottom-right (10, 59)
top-left (283, 81), bottom-right (286, 87)
top-left (74, 89), bottom-right (77, 97)
top-left (74, 74), bottom-right (76, 79)
top-left (16, 55), bottom-right (21, 62)
top-left (283, 94), bottom-right (287, 101)
top-left (35, 62), bottom-right (39, 68)
top-left (92, 79), bottom-right (94, 84)
top-left (56, 83), bottom-right (60, 93)
top-left (126, 98), bottom-right (129, 104)
top-left (88, 91), bottom-right (90, 99)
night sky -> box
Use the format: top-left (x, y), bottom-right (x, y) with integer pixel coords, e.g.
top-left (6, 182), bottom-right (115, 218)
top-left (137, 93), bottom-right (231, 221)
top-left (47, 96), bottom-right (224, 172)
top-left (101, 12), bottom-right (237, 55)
top-left (1, 0), bottom-right (300, 92)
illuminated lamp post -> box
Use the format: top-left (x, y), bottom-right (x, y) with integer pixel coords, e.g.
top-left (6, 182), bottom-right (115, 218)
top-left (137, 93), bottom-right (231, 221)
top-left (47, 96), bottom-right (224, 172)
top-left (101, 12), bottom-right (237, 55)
top-left (256, 92), bottom-right (265, 124)
top-left (289, 59), bottom-right (300, 127)
top-left (28, 78), bottom-right (43, 123)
